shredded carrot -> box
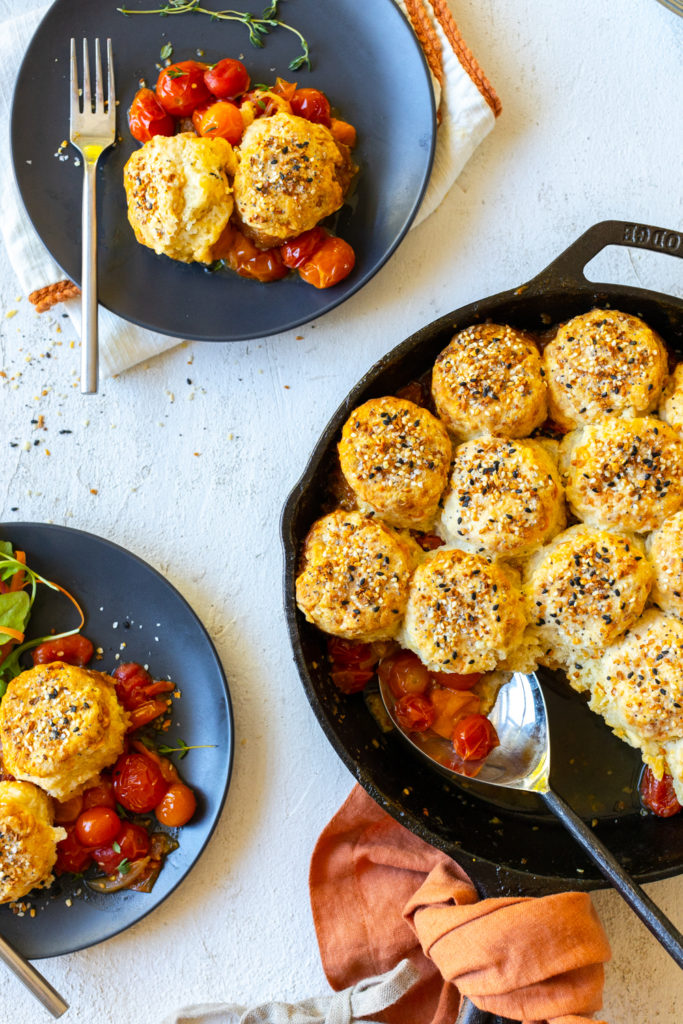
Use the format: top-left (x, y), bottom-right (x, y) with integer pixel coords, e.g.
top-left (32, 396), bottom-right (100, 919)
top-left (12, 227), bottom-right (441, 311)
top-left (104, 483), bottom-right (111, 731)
top-left (10, 551), bottom-right (26, 592)
top-left (41, 579), bottom-right (85, 635)
top-left (0, 626), bottom-right (25, 643)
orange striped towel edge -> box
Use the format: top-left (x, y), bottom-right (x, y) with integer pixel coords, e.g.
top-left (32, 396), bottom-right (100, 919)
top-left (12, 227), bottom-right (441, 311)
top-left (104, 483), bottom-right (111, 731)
top-left (402, 0), bottom-right (501, 118)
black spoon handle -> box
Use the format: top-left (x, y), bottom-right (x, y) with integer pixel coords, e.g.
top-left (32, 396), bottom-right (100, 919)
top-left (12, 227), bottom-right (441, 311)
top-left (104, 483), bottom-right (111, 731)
top-left (543, 787), bottom-right (683, 968)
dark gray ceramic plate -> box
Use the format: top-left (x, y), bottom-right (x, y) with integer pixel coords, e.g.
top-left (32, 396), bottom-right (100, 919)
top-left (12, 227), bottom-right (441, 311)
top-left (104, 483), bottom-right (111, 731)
top-left (0, 523), bottom-right (233, 959)
top-left (11, 0), bottom-right (435, 341)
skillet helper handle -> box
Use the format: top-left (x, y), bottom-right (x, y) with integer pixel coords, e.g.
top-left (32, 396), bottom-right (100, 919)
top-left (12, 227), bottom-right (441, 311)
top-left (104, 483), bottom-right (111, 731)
top-left (0, 933), bottom-right (68, 1017)
top-left (524, 219), bottom-right (683, 295)
top-left (543, 788), bottom-right (683, 969)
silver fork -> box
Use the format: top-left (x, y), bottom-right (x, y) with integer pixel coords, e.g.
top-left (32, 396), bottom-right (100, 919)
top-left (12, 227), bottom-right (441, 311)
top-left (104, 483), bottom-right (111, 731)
top-left (69, 38), bottom-right (116, 394)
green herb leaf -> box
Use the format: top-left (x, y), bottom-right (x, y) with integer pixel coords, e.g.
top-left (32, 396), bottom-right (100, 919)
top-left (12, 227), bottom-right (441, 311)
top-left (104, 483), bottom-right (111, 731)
top-left (112, 841), bottom-right (122, 854)
top-left (160, 42), bottom-right (173, 60)
top-left (166, 67), bottom-right (187, 79)
top-left (117, 859), bottom-right (131, 875)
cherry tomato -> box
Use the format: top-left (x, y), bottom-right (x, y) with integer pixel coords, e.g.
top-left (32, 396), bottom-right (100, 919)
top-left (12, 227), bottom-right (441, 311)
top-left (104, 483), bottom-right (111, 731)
top-left (220, 228), bottom-right (288, 282)
top-left (271, 77), bottom-right (297, 102)
top-left (330, 668), bottom-right (374, 694)
top-left (204, 58), bottom-right (250, 99)
top-left (155, 782), bottom-right (197, 827)
top-left (640, 768), bottom-right (682, 817)
top-left (330, 117), bottom-right (357, 148)
top-left (128, 87), bottom-right (175, 143)
top-left (82, 779), bottom-right (116, 810)
top-left (290, 87), bottom-right (331, 126)
top-left (327, 637), bottom-right (377, 670)
top-left (93, 822), bottom-right (150, 874)
top-left (395, 694), bottom-right (435, 733)
top-left (75, 807), bottom-right (121, 848)
top-left (451, 715), bottom-right (499, 761)
top-left (156, 61), bottom-right (211, 117)
top-left (298, 237), bottom-right (355, 289)
top-left (112, 753), bottom-right (169, 813)
top-left (280, 227), bottom-right (328, 270)
top-left (415, 533), bottom-right (445, 552)
top-left (113, 662), bottom-right (175, 711)
top-left (127, 698), bottom-right (171, 732)
top-left (32, 633), bottom-right (94, 667)
top-left (195, 100), bottom-right (244, 144)
top-left (132, 741), bottom-right (180, 784)
top-left (53, 793), bottom-right (84, 824)
top-left (431, 670), bottom-right (482, 691)
top-left (379, 650), bottom-right (430, 698)
top-left (55, 826), bottom-right (93, 874)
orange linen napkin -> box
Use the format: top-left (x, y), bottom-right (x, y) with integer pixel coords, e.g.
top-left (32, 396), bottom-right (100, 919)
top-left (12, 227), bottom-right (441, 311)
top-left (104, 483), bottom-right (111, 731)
top-left (310, 786), bottom-right (611, 1024)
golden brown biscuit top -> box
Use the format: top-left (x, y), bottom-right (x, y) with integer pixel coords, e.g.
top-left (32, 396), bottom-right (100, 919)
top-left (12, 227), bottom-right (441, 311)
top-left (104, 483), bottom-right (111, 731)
top-left (564, 417), bottom-right (683, 531)
top-left (441, 438), bottom-right (562, 555)
top-left (526, 528), bottom-right (651, 650)
top-left (432, 323), bottom-right (544, 423)
top-left (0, 662), bottom-right (119, 778)
top-left (600, 616), bottom-right (683, 742)
top-left (338, 397), bottom-right (451, 518)
top-left (545, 309), bottom-right (666, 425)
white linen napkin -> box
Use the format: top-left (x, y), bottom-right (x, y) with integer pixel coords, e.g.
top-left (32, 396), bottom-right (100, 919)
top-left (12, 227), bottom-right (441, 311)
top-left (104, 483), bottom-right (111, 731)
top-left (0, 0), bottom-right (498, 378)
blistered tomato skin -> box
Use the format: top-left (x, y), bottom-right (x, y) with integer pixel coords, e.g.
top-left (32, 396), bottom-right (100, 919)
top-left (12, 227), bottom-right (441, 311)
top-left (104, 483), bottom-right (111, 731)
top-left (128, 88), bottom-right (175, 143)
top-left (32, 633), bottom-right (94, 667)
top-left (640, 768), bottom-right (682, 817)
top-left (112, 752), bottom-right (169, 813)
top-left (395, 694), bottom-right (436, 733)
top-left (156, 61), bottom-right (211, 117)
top-left (75, 807), bottom-right (122, 848)
top-left (299, 237), bottom-right (355, 289)
top-left (195, 101), bottom-right (244, 144)
top-left (280, 227), bottom-right (328, 270)
top-left (451, 715), bottom-right (499, 761)
top-left (290, 88), bottom-right (332, 127)
top-left (55, 826), bottom-right (93, 874)
top-left (204, 58), bottom-right (250, 100)
top-left (93, 822), bottom-right (150, 874)
top-left (155, 783), bottom-right (197, 827)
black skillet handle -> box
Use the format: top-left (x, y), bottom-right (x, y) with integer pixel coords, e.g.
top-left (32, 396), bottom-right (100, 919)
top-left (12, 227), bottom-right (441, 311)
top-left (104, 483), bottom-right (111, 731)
top-left (523, 220), bottom-right (683, 296)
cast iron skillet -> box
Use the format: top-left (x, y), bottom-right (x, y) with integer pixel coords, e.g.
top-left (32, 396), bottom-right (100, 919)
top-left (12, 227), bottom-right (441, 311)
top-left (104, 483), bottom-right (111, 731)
top-left (282, 218), bottom-right (683, 886)
top-left (283, 219), bottom-right (683, 1023)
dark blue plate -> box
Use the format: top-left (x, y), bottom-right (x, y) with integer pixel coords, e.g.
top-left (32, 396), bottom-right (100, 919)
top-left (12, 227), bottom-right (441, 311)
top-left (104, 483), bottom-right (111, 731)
top-left (11, 0), bottom-right (436, 341)
top-left (0, 523), bottom-right (233, 958)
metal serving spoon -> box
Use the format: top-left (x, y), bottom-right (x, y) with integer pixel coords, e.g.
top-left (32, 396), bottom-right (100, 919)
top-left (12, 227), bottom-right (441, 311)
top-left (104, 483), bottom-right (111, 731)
top-left (0, 932), bottom-right (67, 1017)
top-left (380, 670), bottom-right (683, 969)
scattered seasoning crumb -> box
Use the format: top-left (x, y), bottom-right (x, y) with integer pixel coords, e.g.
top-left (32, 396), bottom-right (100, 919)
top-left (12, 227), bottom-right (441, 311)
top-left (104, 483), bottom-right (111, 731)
top-left (90, 488), bottom-right (98, 495)
top-left (5, 310), bottom-right (17, 319)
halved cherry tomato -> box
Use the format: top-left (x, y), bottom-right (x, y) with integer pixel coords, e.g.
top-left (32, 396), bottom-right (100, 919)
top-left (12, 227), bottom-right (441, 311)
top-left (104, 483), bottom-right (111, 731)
top-left (290, 87), bottom-right (331, 126)
top-left (431, 670), bottom-right (482, 691)
top-left (430, 688), bottom-right (480, 739)
top-left (640, 768), bottom-right (682, 817)
top-left (128, 87), bottom-right (175, 143)
top-left (330, 117), bottom-right (356, 148)
top-left (131, 740), bottom-right (180, 784)
top-left (330, 668), bottom-right (374, 694)
top-left (298, 237), bottom-right (355, 289)
top-left (379, 650), bottom-right (430, 698)
top-left (217, 227), bottom-right (288, 282)
top-left (195, 100), bottom-right (244, 144)
top-left (204, 58), bottom-right (250, 100)
top-left (112, 753), bottom-right (169, 813)
top-left (451, 714), bottom-right (499, 761)
top-left (156, 61), bottom-right (211, 117)
top-left (155, 782), bottom-right (197, 827)
top-left (32, 633), bottom-right (94, 667)
top-left (395, 694), bottom-right (435, 733)
top-left (327, 637), bottom-right (377, 671)
top-left (82, 779), bottom-right (116, 810)
top-left (272, 77), bottom-right (297, 102)
top-left (127, 699), bottom-right (171, 732)
top-left (75, 807), bottom-right (122, 848)
top-left (53, 793), bottom-right (84, 824)
top-left (55, 826), bottom-right (93, 874)
top-left (113, 662), bottom-right (175, 711)
top-left (93, 822), bottom-right (150, 874)
top-left (280, 227), bottom-right (327, 270)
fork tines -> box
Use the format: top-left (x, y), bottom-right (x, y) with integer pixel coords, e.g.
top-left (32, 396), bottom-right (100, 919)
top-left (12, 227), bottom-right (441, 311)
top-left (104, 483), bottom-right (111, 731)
top-left (70, 38), bottom-right (115, 123)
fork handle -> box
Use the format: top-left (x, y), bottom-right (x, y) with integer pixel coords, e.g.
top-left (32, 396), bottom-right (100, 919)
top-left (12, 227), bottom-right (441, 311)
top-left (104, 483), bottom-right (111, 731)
top-left (81, 158), bottom-right (99, 394)
top-left (0, 933), bottom-right (68, 1017)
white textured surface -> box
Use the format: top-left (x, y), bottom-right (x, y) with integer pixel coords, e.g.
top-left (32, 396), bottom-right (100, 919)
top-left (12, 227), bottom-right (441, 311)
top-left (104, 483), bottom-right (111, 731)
top-left (1, 1), bottom-right (682, 1021)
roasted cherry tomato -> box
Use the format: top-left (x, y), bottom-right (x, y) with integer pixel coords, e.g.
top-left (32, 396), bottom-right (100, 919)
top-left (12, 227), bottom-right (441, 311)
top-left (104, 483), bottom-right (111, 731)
top-left (379, 650), bottom-right (430, 699)
top-left (415, 533), bottom-right (445, 552)
top-left (195, 100), bottom-right (244, 144)
top-left (290, 87), bottom-right (331, 126)
top-left (155, 782), bottom-right (197, 827)
top-left (53, 793), bottom-right (84, 824)
top-left (330, 668), bottom-right (374, 694)
top-left (93, 821), bottom-right (150, 874)
top-left (395, 694), bottom-right (436, 733)
top-left (128, 87), bottom-right (175, 143)
top-left (112, 752), bottom-right (169, 813)
top-left (156, 61), bottom-right (211, 117)
top-left (204, 57), bottom-right (250, 99)
top-left (298, 236), bottom-right (355, 289)
top-left (32, 633), bottom-right (94, 667)
top-left (327, 637), bottom-right (377, 670)
top-left (280, 227), bottom-right (327, 270)
top-left (451, 714), bottom-right (499, 761)
top-left (75, 807), bottom-right (122, 848)
top-left (330, 117), bottom-right (356, 148)
top-left (217, 227), bottom-right (288, 282)
top-left (640, 768), bottom-right (682, 817)
top-left (55, 825), bottom-right (93, 874)
top-left (82, 779), bottom-right (117, 810)
top-left (127, 699), bottom-right (171, 732)
top-left (113, 662), bottom-right (175, 711)
top-left (431, 670), bottom-right (482, 691)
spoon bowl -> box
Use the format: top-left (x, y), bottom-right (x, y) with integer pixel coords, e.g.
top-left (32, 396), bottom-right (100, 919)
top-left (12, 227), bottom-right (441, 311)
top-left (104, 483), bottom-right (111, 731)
top-left (379, 670), bottom-right (683, 968)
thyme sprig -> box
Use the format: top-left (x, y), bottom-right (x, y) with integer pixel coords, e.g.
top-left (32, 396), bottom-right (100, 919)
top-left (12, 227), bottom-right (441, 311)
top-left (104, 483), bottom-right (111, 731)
top-left (118, 1), bottom-right (311, 71)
